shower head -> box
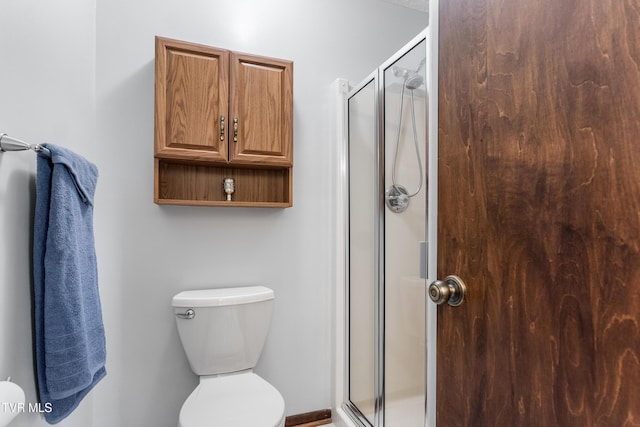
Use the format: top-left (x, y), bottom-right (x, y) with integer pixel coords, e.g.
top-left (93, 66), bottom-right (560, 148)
top-left (391, 57), bottom-right (426, 90)
top-left (404, 72), bottom-right (424, 90)
top-left (406, 58), bottom-right (426, 89)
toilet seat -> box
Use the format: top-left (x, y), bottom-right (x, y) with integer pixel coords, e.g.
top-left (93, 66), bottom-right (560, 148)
top-left (179, 372), bottom-right (285, 427)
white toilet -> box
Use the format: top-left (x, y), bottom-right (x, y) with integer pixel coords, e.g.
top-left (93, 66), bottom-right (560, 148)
top-left (172, 286), bottom-right (285, 427)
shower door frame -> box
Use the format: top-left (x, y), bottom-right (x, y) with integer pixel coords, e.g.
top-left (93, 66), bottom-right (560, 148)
top-left (343, 70), bottom-right (383, 427)
top-left (343, 28), bottom-right (431, 427)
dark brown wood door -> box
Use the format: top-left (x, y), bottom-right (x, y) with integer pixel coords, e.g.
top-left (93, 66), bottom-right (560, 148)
top-left (437, 0), bottom-right (640, 426)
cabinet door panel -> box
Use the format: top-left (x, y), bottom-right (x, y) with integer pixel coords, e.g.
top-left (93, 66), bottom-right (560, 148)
top-left (230, 53), bottom-right (293, 167)
top-left (155, 37), bottom-right (228, 163)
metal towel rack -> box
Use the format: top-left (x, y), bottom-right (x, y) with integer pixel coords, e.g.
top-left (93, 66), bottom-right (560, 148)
top-left (0, 133), bottom-right (51, 157)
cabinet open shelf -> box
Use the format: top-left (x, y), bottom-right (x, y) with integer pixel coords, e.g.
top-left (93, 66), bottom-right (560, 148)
top-left (154, 159), bottom-right (292, 207)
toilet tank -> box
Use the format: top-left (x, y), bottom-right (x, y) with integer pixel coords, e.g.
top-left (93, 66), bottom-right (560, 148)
top-left (172, 286), bottom-right (274, 376)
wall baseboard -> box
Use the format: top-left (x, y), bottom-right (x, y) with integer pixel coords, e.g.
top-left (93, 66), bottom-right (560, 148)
top-left (285, 409), bottom-right (332, 427)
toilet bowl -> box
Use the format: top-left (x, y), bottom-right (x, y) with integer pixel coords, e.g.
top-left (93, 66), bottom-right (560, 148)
top-left (172, 286), bottom-right (285, 427)
top-left (179, 373), bottom-right (284, 427)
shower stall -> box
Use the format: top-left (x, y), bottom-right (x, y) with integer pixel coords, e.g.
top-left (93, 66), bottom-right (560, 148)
top-left (338, 27), bottom-right (438, 427)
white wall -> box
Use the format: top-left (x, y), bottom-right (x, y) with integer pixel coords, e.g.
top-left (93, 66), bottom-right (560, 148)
top-left (0, 0), bottom-right (426, 425)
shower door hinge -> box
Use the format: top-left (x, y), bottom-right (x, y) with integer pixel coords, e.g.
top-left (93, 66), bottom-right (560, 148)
top-left (419, 241), bottom-right (427, 279)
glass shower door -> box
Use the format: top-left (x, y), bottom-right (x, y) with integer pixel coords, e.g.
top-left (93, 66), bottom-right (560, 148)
top-left (344, 30), bottom-right (428, 427)
top-left (347, 74), bottom-right (379, 426)
top-left (382, 37), bottom-right (428, 427)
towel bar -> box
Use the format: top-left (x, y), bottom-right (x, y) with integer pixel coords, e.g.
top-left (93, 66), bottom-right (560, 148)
top-left (0, 133), bottom-right (51, 157)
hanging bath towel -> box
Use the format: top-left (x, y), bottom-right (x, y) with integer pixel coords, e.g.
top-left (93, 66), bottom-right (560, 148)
top-left (33, 144), bottom-right (106, 424)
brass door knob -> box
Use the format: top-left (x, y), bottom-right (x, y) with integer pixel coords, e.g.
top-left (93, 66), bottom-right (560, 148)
top-left (428, 275), bottom-right (467, 307)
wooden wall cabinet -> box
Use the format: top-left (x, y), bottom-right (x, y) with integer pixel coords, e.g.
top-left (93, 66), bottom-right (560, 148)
top-left (154, 36), bottom-right (293, 207)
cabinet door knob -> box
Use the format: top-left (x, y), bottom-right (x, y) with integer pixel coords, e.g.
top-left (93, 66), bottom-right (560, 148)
top-left (219, 116), bottom-right (225, 141)
top-left (233, 117), bottom-right (239, 143)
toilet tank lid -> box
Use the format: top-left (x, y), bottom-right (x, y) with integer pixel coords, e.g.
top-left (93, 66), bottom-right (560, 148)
top-left (172, 286), bottom-right (274, 307)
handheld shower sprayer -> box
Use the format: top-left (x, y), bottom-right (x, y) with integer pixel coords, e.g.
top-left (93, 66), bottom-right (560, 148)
top-left (391, 57), bottom-right (426, 90)
top-left (385, 57), bottom-right (426, 213)
top-left (405, 72), bottom-right (424, 90)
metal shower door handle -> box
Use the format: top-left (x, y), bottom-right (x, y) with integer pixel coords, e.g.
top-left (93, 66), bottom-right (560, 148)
top-left (428, 275), bottom-right (467, 307)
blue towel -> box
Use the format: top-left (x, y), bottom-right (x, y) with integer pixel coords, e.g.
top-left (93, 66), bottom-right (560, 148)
top-left (33, 144), bottom-right (106, 424)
